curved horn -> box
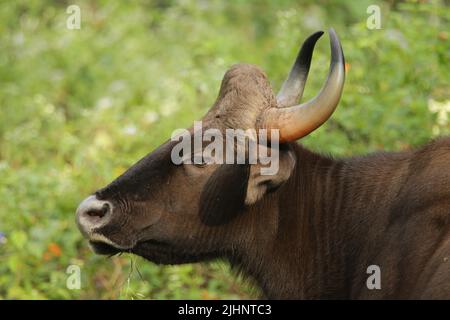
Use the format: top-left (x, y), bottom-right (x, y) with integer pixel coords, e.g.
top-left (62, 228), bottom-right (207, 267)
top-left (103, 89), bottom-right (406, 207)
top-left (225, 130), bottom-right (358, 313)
top-left (277, 31), bottom-right (324, 108)
top-left (260, 28), bottom-right (345, 142)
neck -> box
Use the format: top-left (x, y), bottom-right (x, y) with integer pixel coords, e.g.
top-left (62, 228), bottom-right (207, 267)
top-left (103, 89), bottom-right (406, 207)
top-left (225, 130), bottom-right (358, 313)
top-left (229, 143), bottom-right (396, 299)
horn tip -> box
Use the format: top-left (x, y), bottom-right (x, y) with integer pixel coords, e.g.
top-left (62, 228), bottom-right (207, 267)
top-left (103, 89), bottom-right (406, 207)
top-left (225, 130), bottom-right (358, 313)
top-left (311, 30), bottom-right (324, 40)
top-left (328, 28), bottom-right (344, 64)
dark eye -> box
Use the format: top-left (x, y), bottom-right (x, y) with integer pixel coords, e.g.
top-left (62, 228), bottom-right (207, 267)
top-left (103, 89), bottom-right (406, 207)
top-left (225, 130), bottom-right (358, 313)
top-left (194, 162), bottom-right (207, 168)
top-left (192, 155), bottom-right (207, 167)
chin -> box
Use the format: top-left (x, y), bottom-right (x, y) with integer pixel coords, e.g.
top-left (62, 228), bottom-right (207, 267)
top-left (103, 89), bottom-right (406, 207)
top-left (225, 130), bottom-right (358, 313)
top-left (131, 240), bottom-right (220, 265)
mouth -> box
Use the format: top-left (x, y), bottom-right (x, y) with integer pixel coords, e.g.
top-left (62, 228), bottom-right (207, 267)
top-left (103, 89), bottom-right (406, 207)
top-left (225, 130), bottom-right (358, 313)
top-left (89, 241), bottom-right (122, 255)
top-left (88, 239), bottom-right (169, 256)
top-left (88, 238), bottom-right (219, 264)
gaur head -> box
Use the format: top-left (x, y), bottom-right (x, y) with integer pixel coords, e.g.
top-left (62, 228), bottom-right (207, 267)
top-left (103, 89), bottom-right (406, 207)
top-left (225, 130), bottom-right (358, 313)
top-left (76, 29), bottom-right (345, 264)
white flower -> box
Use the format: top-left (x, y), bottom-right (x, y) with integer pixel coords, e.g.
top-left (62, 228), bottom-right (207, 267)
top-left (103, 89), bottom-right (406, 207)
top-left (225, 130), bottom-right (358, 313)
top-left (428, 99), bottom-right (450, 126)
top-left (144, 111), bottom-right (159, 124)
top-left (96, 97), bottom-right (113, 110)
top-left (123, 125), bottom-right (137, 135)
top-left (428, 99), bottom-right (450, 136)
top-left (160, 98), bottom-right (179, 117)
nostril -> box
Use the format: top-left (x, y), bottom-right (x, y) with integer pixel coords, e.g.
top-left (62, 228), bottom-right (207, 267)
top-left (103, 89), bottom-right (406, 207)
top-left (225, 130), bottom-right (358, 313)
top-left (76, 196), bottom-right (113, 230)
top-left (86, 203), bottom-right (110, 218)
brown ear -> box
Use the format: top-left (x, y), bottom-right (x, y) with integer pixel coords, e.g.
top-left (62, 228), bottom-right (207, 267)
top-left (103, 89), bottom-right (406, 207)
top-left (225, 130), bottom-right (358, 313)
top-left (245, 145), bottom-right (296, 205)
top-left (199, 164), bottom-right (250, 226)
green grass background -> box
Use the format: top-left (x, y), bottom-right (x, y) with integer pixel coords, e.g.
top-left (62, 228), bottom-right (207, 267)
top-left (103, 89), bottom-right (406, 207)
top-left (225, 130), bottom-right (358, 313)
top-left (0, 0), bottom-right (448, 299)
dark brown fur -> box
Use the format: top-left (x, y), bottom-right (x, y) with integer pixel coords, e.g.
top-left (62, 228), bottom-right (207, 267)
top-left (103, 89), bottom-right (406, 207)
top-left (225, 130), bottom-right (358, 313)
top-left (226, 140), bottom-right (450, 299)
top-left (79, 64), bottom-right (450, 299)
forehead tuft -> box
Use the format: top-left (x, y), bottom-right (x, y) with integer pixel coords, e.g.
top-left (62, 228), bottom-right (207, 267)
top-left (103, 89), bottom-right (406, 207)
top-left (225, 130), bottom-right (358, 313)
top-left (205, 63), bottom-right (277, 130)
top-left (223, 63), bottom-right (268, 82)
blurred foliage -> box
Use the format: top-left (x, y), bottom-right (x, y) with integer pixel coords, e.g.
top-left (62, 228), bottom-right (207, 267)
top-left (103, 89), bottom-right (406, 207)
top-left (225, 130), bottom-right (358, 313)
top-left (0, 0), bottom-right (448, 299)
